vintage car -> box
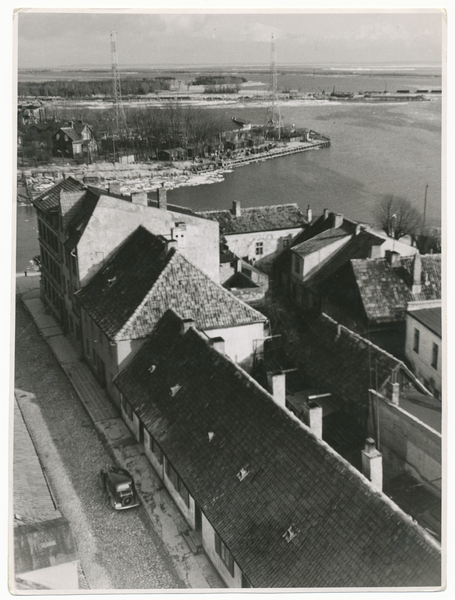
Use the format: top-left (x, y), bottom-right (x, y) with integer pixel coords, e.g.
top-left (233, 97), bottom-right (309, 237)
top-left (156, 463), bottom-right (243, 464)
top-left (99, 466), bottom-right (140, 510)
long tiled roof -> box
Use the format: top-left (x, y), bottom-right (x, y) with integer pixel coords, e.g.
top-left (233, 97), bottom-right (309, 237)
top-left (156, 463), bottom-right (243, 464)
top-left (76, 226), bottom-right (265, 341)
top-left (351, 255), bottom-right (441, 325)
top-left (291, 223), bottom-right (353, 257)
top-left (288, 313), bottom-right (434, 430)
top-left (32, 176), bottom-right (87, 212)
top-left (197, 203), bottom-right (306, 234)
top-left (114, 310), bottom-right (441, 589)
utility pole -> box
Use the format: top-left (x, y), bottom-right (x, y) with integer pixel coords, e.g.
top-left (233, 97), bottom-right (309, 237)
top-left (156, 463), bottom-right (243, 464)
top-left (423, 183), bottom-right (429, 231)
top-left (264, 33), bottom-right (282, 140)
top-left (111, 30), bottom-right (127, 138)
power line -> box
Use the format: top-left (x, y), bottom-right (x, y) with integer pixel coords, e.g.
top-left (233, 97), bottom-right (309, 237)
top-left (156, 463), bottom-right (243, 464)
top-left (110, 30), bottom-right (127, 135)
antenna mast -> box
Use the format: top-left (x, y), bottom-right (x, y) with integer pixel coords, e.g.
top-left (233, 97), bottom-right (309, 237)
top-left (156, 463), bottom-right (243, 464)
top-left (264, 33), bottom-right (282, 139)
top-left (111, 30), bottom-right (127, 134)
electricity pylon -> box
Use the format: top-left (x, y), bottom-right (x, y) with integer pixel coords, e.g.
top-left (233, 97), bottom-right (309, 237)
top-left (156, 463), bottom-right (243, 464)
top-left (264, 33), bottom-right (282, 139)
top-left (111, 30), bottom-right (127, 135)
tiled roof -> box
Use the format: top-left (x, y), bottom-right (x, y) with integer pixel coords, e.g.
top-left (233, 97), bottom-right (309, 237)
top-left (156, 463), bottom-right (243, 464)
top-left (32, 177), bottom-right (87, 212)
top-left (288, 313), bottom-right (433, 430)
top-left (351, 255), bottom-right (441, 325)
top-left (306, 230), bottom-right (384, 292)
top-left (76, 226), bottom-right (265, 341)
top-left (408, 307), bottom-right (442, 338)
top-left (59, 126), bottom-right (82, 141)
top-left (114, 310), bottom-right (441, 588)
top-left (197, 203), bottom-right (306, 234)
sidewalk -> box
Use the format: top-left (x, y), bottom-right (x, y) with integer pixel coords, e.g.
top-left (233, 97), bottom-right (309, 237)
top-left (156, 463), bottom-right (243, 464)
top-left (19, 279), bottom-right (224, 590)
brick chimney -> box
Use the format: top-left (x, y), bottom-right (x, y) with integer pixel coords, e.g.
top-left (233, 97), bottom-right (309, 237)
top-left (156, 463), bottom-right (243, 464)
top-left (131, 191), bottom-right (147, 206)
top-left (232, 200), bottom-right (241, 217)
top-left (109, 181), bottom-right (121, 195)
top-left (157, 184), bottom-right (167, 210)
top-left (210, 337), bottom-right (225, 354)
top-left (181, 318), bottom-right (195, 334)
top-left (361, 438), bottom-right (383, 491)
top-left (306, 205), bottom-right (313, 224)
top-left (267, 371), bottom-right (286, 408)
top-left (302, 400), bottom-right (323, 439)
top-left (412, 252), bottom-right (422, 294)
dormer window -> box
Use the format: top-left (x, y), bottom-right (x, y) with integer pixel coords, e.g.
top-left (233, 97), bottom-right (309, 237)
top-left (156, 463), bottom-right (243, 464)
top-left (148, 365), bottom-right (156, 374)
top-left (237, 467), bottom-right (249, 481)
top-left (170, 384), bottom-right (181, 397)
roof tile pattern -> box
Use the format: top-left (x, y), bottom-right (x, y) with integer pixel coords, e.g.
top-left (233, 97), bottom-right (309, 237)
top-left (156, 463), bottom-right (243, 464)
top-left (114, 311), bottom-right (441, 589)
top-left (197, 203), bottom-right (306, 234)
top-left (33, 177), bottom-right (87, 212)
top-left (351, 255), bottom-right (441, 325)
top-left (76, 226), bottom-right (265, 341)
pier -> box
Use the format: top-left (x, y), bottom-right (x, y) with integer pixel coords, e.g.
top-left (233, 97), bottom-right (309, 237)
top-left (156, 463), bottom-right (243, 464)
top-left (222, 139), bottom-right (330, 168)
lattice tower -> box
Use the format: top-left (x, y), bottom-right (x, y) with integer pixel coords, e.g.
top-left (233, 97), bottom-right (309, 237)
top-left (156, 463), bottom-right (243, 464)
top-left (111, 30), bottom-right (127, 134)
top-left (264, 33), bottom-right (282, 139)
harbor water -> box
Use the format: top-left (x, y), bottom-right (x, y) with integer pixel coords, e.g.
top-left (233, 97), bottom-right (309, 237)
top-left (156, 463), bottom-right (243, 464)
top-left (15, 85), bottom-right (442, 272)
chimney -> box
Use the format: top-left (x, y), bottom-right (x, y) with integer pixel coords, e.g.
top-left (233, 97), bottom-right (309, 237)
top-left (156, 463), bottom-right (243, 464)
top-left (412, 252), bottom-right (422, 294)
top-left (355, 223), bottom-right (361, 235)
top-left (157, 184), bottom-right (167, 210)
top-left (306, 205), bottom-right (313, 224)
top-left (210, 337), bottom-right (225, 354)
top-left (385, 250), bottom-right (400, 265)
top-left (165, 239), bottom-right (178, 253)
top-left (181, 318), bottom-right (195, 334)
top-left (331, 213), bottom-right (343, 228)
top-left (361, 438), bottom-right (383, 491)
top-left (323, 208), bottom-right (329, 221)
top-left (232, 200), bottom-right (241, 217)
top-left (302, 400), bottom-right (323, 439)
top-left (369, 243), bottom-right (382, 259)
top-left (171, 222), bottom-right (187, 249)
top-left (267, 371), bottom-right (286, 408)
top-left (109, 181), bottom-right (121, 195)
top-left (131, 191), bottom-right (147, 206)
top-left (390, 369), bottom-right (399, 405)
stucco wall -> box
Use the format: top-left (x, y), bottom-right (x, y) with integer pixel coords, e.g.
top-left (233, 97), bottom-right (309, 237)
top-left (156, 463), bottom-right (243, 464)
top-left (405, 313), bottom-right (442, 396)
top-left (225, 228), bottom-right (301, 274)
top-left (368, 391), bottom-right (441, 497)
top-left (77, 196), bottom-right (220, 286)
top-left (205, 321), bottom-right (266, 373)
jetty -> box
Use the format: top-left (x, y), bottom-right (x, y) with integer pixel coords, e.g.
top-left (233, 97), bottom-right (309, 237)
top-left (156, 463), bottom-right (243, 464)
top-left (222, 138), bottom-right (330, 168)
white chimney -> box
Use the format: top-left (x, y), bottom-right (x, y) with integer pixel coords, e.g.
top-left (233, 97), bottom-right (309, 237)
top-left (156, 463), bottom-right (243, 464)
top-left (165, 239), bottom-right (178, 253)
top-left (210, 337), bottom-right (225, 354)
top-left (412, 252), bottom-right (422, 294)
top-left (181, 318), bottom-right (195, 334)
top-left (307, 205), bottom-right (313, 224)
top-left (232, 200), bottom-right (241, 217)
top-left (157, 184), bottom-right (167, 210)
top-left (131, 191), bottom-right (147, 206)
top-left (302, 400), bottom-right (323, 439)
top-left (361, 438), bottom-right (383, 491)
top-left (267, 371), bottom-right (286, 408)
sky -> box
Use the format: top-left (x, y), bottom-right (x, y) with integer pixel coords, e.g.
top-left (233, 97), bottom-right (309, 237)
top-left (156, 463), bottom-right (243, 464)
top-left (15, 8), bottom-right (444, 69)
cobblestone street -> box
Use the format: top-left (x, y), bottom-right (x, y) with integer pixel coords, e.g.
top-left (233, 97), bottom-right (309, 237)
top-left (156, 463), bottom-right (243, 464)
top-left (14, 299), bottom-right (184, 590)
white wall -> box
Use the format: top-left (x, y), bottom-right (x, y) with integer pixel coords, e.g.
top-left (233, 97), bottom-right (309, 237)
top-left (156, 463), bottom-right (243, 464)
top-left (201, 513), bottom-right (243, 588)
top-left (292, 235), bottom-right (352, 283)
top-left (405, 313), bottom-right (442, 397)
top-left (205, 321), bottom-right (266, 372)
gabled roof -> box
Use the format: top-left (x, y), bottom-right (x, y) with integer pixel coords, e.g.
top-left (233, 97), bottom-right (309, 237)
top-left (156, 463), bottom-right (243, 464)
top-left (76, 226), bottom-right (265, 341)
top-left (197, 203), bottom-right (306, 234)
top-left (113, 310), bottom-right (441, 589)
top-left (58, 127), bottom-right (82, 141)
top-left (291, 223), bottom-right (353, 257)
top-left (290, 313), bottom-right (437, 431)
top-left (350, 255), bottom-right (441, 325)
top-left (408, 307), bottom-right (442, 338)
top-left (33, 176), bottom-right (87, 213)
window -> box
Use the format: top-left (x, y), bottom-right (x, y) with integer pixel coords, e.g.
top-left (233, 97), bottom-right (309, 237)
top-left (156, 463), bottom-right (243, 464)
top-left (215, 532), bottom-right (235, 576)
top-left (255, 242), bottom-right (264, 256)
top-left (413, 328), bottom-right (420, 353)
top-left (165, 458), bottom-right (189, 506)
top-left (431, 343), bottom-right (439, 370)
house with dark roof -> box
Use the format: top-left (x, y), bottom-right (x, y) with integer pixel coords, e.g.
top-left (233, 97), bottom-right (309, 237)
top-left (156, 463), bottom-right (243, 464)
top-left (405, 300), bottom-right (442, 399)
top-left (52, 120), bottom-right (97, 159)
top-left (197, 200), bottom-right (308, 274)
top-left (321, 252), bottom-right (441, 357)
top-left (265, 313), bottom-right (442, 539)
top-left (75, 226), bottom-right (267, 402)
top-left (113, 309), bottom-right (441, 589)
top-left (274, 208), bottom-right (417, 311)
top-left (13, 400), bottom-right (79, 590)
top-left (32, 178), bottom-right (220, 351)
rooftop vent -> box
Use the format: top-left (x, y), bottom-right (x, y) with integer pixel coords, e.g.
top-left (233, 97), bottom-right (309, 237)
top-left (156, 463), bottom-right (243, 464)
top-left (107, 276), bottom-right (117, 287)
top-left (148, 365), bottom-right (156, 374)
top-left (170, 384), bottom-right (181, 397)
top-left (283, 525), bottom-right (297, 543)
top-left (208, 432), bottom-right (215, 442)
top-left (237, 467), bottom-right (249, 481)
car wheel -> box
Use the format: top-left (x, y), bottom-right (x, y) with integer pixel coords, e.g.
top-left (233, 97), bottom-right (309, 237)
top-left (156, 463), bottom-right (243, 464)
top-left (122, 496), bottom-right (133, 507)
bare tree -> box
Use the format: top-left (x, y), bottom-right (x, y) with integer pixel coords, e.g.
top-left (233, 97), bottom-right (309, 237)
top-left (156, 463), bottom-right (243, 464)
top-left (374, 195), bottom-right (423, 240)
